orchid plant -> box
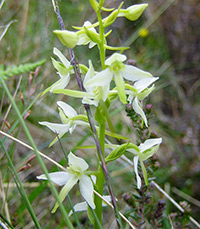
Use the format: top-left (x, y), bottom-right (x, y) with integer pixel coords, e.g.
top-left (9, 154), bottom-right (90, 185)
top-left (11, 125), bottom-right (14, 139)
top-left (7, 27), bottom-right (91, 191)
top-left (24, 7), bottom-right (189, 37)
top-left (37, 1), bottom-right (162, 228)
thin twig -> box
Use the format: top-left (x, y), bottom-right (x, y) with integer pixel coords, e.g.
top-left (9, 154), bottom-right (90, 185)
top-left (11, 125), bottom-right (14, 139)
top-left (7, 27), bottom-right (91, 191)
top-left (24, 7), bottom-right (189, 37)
top-left (0, 20), bottom-right (16, 42)
top-left (0, 130), bottom-right (66, 171)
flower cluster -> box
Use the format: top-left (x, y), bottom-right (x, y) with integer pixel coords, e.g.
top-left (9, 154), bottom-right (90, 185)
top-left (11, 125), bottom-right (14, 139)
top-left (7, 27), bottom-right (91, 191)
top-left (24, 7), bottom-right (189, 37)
top-left (37, 1), bottom-right (162, 217)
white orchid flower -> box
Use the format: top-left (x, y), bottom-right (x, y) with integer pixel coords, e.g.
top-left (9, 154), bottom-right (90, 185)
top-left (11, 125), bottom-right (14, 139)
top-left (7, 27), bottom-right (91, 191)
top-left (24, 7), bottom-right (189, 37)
top-left (39, 101), bottom-right (88, 146)
top-left (128, 138), bottom-right (162, 189)
top-left (82, 60), bottom-right (110, 106)
top-left (126, 77), bottom-right (159, 127)
top-left (37, 152), bottom-right (95, 213)
top-left (42, 48), bottom-right (73, 95)
top-left (68, 195), bottom-right (112, 217)
top-left (85, 53), bottom-right (152, 104)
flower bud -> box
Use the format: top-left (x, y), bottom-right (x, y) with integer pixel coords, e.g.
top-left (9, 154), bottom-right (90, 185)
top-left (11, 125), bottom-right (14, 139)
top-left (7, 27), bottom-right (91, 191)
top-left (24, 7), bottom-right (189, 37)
top-left (89, 0), bottom-right (98, 11)
top-left (54, 30), bottom-right (79, 48)
top-left (104, 10), bottom-right (119, 27)
top-left (83, 27), bottom-right (101, 44)
top-left (119, 4), bottom-right (148, 21)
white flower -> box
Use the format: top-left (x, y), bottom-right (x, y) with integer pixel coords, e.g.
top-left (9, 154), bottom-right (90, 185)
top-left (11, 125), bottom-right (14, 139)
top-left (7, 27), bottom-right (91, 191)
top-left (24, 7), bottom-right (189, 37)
top-left (128, 138), bottom-right (162, 189)
top-left (37, 152), bottom-right (95, 213)
top-left (42, 48), bottom-right (73, 95)
top-left (126, 77), bottom-right (159, 127)
top-left (82, 60), bottom-right (110, 106)
top-left (39, 101), bottom-right (88, 145)
top-left (85, 53), bottom-right (152, 104)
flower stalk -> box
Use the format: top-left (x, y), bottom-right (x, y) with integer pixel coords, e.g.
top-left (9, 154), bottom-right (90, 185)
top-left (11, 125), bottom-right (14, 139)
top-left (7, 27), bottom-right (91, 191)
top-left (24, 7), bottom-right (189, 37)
top-left (53, 1), bottom-right (122, 227)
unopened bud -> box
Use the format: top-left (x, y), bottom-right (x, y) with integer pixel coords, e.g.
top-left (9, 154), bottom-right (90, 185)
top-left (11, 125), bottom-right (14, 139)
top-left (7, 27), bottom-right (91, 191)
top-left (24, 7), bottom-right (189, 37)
top-left (54, 30), bottom-right (78, 48)
top-left (119, 4), bottom-right (148, 21)
top-left (83, 27), bottom-right (101, 44)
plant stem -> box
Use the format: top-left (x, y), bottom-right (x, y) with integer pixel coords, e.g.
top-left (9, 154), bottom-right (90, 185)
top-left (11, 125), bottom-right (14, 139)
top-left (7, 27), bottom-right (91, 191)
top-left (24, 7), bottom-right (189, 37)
top-left (53, 2), bottom-right (122, 227)
top-left (94, 118), bottom-right (106, 227)
top-left (96, 9), bottom-right (106, 69)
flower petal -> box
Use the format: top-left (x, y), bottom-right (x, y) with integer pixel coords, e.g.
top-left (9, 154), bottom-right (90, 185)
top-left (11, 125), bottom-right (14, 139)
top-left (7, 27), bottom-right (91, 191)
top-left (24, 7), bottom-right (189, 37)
top-left (39, 121), bottom-right (70, 134)
top-left (132, 97), bottom-right (148, 127)
top-left (82, 96), bottom-right (99, 106)
top-left (105, 53), bottom-right (127, 66)
top-left (53, 47), bottom-right (70, 69)
top-left (83, 60), bottom-right (95, 87)
top-left (114, 72), bottom-right (127, 104)
top-left (79, 175), bottom-right (95, 209)
top-left (37, 172), bottom-right (70, 186)
top-left (51, 58), bottom-right (69, 77)
top-left (57, 101), bottom-right (77, 118)
top-left (85, 68), bottom-right (112, 87)
top-left (50, 75), bottom-right (70, 92)
top-left (68, 152), bottom-right (89, 172)
top-left (122, 65), bottom-right (152, 82)
top-left (52, 175), bottom-right (78, 213)
top-left (139, 138), bottom-right (162, 153)
top-left (68, 202), bottom-right (88, 216)
top-left (133, 156), bottom-right (142, 189)
top-left (134, 77), bottom-right (159, 92)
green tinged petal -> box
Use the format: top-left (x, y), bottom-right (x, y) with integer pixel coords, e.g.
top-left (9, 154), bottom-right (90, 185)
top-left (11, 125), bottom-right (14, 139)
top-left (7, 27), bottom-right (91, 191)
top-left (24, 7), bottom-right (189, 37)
top-left (51, 58), bottom-right (69, 76)
top-left (68, 152), bottom-right (89, 172)
top-left (140, 145), bottom-right (160, 161)
top-left (132, 97), bottom-right (148, 127)
top-left (79, 175), bottom-right (95, 209)
top-left (53, 88), bottom-right (93, 98)
top-left (140, 159), bottom-right (148, 186)
top-left (114, 72), bottom-right (127, 104)
top-left (51, 175), bottom-right (78, 213)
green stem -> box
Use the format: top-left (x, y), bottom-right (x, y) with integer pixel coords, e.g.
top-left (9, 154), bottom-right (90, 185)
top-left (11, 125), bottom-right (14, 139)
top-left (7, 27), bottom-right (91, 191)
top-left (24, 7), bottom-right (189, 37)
top-left (96, 9), bottom-right (106, 69)
top-left (94, 119), bottom-right (106, 228)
